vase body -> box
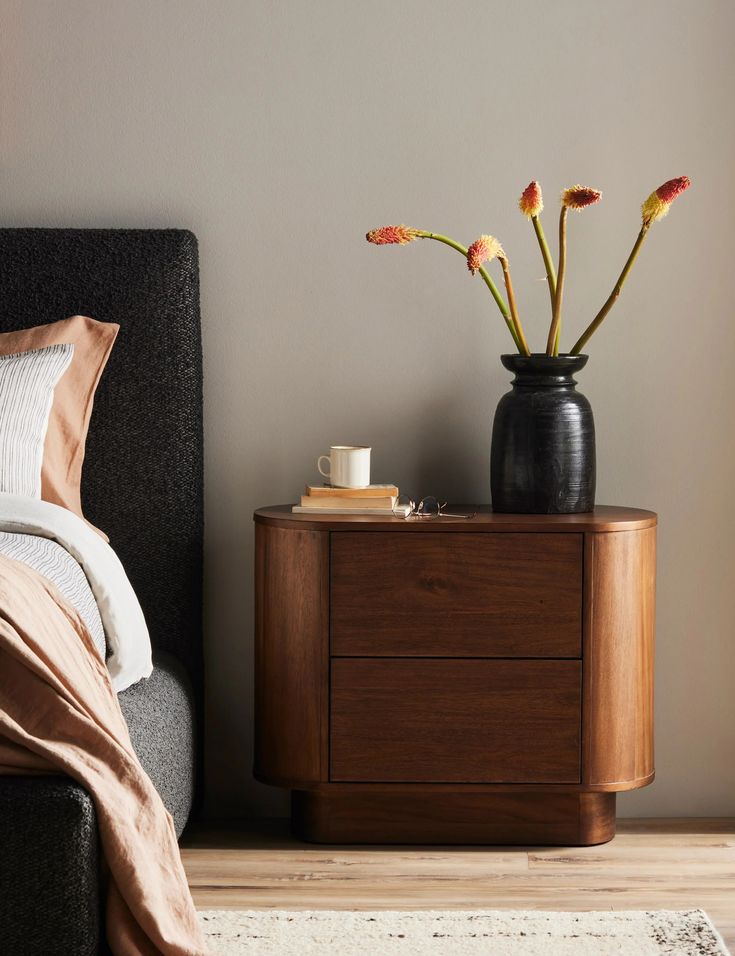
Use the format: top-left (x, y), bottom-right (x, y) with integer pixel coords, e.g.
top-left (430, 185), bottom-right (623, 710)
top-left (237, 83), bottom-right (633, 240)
top-left (491, 354), bottom-right (595, 514)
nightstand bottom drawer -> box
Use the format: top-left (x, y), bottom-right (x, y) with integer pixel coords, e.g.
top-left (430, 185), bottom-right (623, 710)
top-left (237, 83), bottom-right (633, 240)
top-left (330, 659), bottom-right (582, 784)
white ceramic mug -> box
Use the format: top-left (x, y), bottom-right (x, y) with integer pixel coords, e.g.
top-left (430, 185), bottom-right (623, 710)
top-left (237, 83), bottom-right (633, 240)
top-left (317, 445), bottom-right (371, 488)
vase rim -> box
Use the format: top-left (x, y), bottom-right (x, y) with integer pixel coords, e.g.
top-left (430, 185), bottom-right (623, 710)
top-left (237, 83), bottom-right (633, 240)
top-left (501, 353), bottom-right (589, 374)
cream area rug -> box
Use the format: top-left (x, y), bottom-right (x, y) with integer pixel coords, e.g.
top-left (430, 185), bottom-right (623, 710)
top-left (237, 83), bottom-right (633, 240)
top-left (199, 909), bottom-right (730, 955)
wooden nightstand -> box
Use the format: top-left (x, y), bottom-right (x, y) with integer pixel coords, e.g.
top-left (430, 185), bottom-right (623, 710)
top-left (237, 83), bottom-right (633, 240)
top-left (253, 505), bottom-right (656, 845)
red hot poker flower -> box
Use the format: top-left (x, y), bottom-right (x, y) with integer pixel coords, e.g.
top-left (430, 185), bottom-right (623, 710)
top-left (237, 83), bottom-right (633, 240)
top-left (546, 186), bottom-right (601, 354)
top-left (366, 225), bottom-right (422, 245)
top-left (571, 174), bottom-right (692, 354)
top-left (561, 185), bottom-right (602, 210)
top-left (467, 235), bottom-right (504, 274)
top-left (519, 181), bottom-right (543, 218)
top-left (641, 176), bottom-right (691, 224)
top-left (657, 176), bottom-right (690, 203)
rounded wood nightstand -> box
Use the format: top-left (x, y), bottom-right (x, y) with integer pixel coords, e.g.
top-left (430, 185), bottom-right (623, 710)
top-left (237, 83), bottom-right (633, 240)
top-left (253, 505), bottom-right (656, 845)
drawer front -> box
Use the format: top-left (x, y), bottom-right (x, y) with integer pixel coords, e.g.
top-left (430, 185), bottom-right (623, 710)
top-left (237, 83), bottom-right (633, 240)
top-left (330, 659), bottom-right (582, 783)
top-left (331, 532), bottom-right (582, 657)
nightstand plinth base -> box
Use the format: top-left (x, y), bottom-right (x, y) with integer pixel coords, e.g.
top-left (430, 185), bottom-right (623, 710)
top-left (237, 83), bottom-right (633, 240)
top-left (292, 789), bottom-right (617, 846)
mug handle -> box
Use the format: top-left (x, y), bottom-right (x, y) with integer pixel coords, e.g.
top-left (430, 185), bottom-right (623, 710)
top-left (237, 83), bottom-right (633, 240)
top-left (317, 455), bottom-right (331, 480)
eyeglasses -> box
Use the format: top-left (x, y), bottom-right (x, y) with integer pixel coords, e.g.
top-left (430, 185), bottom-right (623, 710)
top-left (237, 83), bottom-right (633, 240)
top-left (392, 495), bottom-right (476, 520)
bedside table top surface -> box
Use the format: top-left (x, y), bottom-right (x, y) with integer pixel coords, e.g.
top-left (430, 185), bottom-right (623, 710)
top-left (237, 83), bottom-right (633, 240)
top-left (253, 504), bottom-right (657, 533)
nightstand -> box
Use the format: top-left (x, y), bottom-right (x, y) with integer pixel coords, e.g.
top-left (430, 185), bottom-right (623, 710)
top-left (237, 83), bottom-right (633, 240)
top-left (253, 505), bottom-right (656, 845)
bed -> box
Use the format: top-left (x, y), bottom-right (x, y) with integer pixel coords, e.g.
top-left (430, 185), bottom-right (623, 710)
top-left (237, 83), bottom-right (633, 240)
top-left (0, 229), bottom-right (204, 955)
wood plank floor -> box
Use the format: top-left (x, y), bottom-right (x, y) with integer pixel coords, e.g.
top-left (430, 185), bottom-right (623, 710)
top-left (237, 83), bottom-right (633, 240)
top-left (181, 818), bottom-right (735, 950)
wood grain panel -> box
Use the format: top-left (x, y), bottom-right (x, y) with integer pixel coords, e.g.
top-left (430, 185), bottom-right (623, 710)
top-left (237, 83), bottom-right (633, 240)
top-left (253, 524), bottom-right (328, 786)
top-left (583, 528), bottom-right (656, 787)
top-left (330, 659), bottom-right (582, 783)
top-left (292, 789), bottom-right (615, 845)
top-left (331, 533), bottom-right (582, 657)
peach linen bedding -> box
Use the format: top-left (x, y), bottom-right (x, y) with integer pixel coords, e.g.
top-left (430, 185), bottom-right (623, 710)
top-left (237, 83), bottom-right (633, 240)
top-left (0, 554), bottom-right (207, 956)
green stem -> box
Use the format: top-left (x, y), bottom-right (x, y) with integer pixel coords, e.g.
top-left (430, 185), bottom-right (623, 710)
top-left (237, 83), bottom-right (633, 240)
top-left (545, 208), bottom-right (567, 355)
top-left (532, 214), bottom-right (561, 355)
top-left (553, 322), bottom-right (562, 357)
top-left (570, 222), bottom-right (651, 355)
top-left (531, 214), bottom-right (557, 309)
top-left (500, 257), bottom-right (530, 357)
top-left (418, 231), bottom-right (525, 354)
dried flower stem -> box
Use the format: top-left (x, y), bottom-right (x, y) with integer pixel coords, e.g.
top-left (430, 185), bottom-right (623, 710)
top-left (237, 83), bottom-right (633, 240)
top-left (499, 257), bottom-right (530, 357)
top-left (418, 231), bottom-right (528, 354)
top-left (531, 214), bottom-right (559, 352)
top-left (570, 222), bottom-right (651, 355)
top-left (531, 215), bottom-right (557, 307)
top-left (546, 207), bottom-right (568, 356)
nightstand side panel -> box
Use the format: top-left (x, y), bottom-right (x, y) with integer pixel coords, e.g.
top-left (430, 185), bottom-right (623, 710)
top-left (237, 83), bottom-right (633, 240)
top-left (583, 527), bottom-right (656, 788)
top-left (254, 523), bottom-right (329, 786)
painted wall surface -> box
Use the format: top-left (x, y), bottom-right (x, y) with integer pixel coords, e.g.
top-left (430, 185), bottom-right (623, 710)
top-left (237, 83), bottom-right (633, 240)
top-left (2, 0), bottom-right (733, 817)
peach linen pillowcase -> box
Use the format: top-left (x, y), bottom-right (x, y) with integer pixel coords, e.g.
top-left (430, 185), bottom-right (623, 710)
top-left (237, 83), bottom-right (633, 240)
top-left (0, 315), bottom-right (119, 538)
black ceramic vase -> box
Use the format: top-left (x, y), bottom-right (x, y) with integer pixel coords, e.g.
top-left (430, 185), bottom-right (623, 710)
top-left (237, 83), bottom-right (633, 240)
top-left (490, 353), bottom-right (595, 514)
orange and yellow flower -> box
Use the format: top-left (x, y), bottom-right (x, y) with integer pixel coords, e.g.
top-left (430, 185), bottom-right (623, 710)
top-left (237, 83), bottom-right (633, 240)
top-left (467, 235), bottom-right (504, 274)
top-left (561, 185), bottom-right (602, 210)
top-left (365, 173), bottom-right (691, 357)
top-left (365, 225), bottom-right (422, 245)
top-left (519, 181), bottom-right (543, 218)
top-left (641, 176), bottom-right (691, 225)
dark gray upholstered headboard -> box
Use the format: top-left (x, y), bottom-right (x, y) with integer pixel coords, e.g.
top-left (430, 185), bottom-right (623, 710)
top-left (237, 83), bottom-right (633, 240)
top-left (0, 229), bottom-right (203, 717)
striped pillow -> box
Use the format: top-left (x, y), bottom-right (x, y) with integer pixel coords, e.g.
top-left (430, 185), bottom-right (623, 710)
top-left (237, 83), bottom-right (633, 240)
top-left (0, 343), bottom-right (74, 497)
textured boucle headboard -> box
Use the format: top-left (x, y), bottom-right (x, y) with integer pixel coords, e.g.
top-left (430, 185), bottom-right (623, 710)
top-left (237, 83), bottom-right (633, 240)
top-left (0, 229), bottom-right (203, 717)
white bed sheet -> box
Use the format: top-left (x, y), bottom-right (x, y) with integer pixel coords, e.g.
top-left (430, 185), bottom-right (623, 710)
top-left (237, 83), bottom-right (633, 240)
top-left (0, 493), bottom-right (152, 691)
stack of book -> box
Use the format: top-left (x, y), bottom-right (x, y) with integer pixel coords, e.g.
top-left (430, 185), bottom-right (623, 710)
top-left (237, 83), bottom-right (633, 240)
top-left (292, 484), bottom-right (409, 516)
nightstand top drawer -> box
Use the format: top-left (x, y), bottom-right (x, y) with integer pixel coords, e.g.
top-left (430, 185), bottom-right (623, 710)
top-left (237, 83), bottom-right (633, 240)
top-left (331, 532), bottom-right (582, 658)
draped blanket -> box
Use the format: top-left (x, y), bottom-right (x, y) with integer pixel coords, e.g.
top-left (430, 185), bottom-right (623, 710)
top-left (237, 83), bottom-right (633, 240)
top-left (0, 554), bottom-right (207, 955)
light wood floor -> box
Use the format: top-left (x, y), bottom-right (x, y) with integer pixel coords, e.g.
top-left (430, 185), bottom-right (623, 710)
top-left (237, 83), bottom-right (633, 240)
top-left (181, 819), bottom-right (735, 950)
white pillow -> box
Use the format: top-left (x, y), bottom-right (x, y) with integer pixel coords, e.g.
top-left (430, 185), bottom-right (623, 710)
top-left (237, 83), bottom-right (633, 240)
top-left (0, 343), bottom-right (74, 497)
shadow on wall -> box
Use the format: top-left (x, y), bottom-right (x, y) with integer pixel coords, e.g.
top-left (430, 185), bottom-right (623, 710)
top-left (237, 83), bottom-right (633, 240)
top-left (413, 394), bottom-right (487, 504)
top-left (377, 381), bottom-right (499, 506)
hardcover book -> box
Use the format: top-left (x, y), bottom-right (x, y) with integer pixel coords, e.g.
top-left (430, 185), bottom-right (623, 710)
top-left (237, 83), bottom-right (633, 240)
top-left (299, 495), bottom-right (396, 509)
top-left (304, 483), bottom-right (399, 498)
top-left (292, 504), bottom-right (410, 517)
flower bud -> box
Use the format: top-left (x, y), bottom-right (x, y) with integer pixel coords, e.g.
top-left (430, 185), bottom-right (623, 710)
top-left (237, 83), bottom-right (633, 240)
top-left (561, 186), bottom-right (602, 209)
top-left (641, 176), bottom-right (691, 224)
top-left (467, 235), bottom-right (504, 274)
top-left (561, 185), bottom-right (602, 210)
top-left (366, 225), bottom-right (422, 245)
top-left (519, 181), bottom-right (543, 218)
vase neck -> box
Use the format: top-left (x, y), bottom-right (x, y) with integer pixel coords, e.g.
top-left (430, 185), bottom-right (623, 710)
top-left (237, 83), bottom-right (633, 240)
top-left (511, 370), bottom-right (579, 388)
top-left (501, 353), bottom-right (588, 388)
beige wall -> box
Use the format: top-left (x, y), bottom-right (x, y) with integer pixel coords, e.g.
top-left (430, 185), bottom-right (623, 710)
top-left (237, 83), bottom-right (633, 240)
top-left (2, 0), bottom-right (733, 818)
